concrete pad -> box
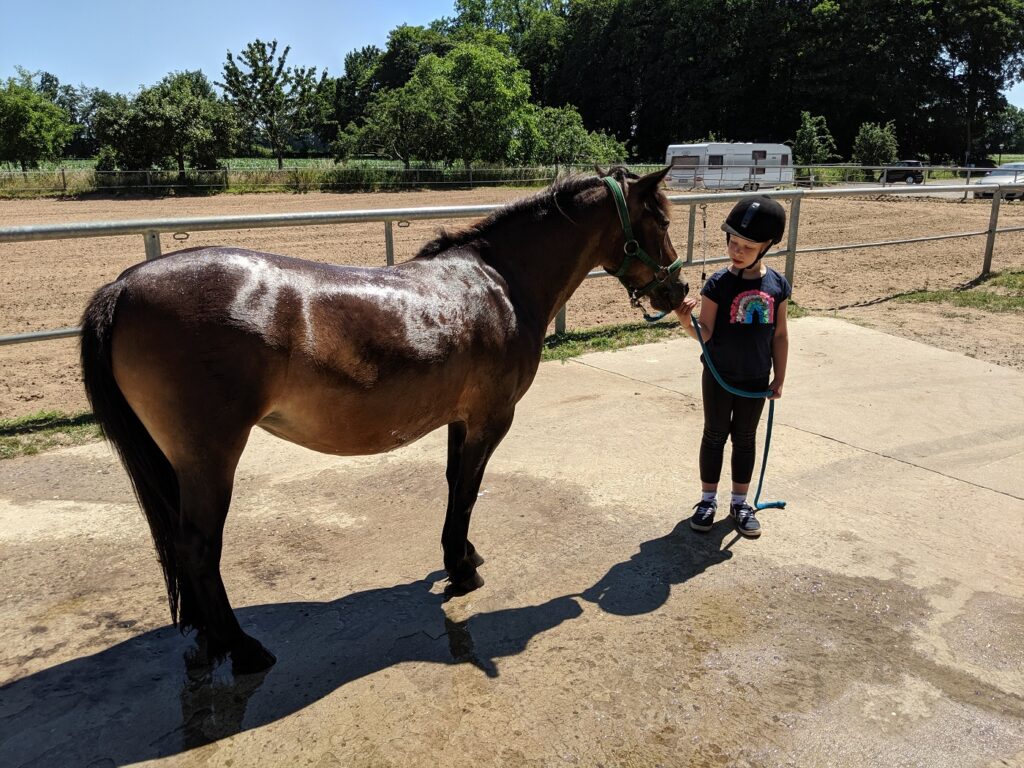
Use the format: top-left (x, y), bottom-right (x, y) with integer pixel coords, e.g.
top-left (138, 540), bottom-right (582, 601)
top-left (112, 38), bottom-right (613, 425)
top-left (1, 317), bottom-right (1022, 767)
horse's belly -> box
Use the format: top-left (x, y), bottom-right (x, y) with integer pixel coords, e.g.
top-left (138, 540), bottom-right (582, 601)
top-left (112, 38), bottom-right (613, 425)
top-left (257, 393), bottom-right (454, 456)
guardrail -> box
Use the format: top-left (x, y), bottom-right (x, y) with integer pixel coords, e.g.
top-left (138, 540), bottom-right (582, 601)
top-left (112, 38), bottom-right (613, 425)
top-left (1, 181), bottom-right (1021, 346)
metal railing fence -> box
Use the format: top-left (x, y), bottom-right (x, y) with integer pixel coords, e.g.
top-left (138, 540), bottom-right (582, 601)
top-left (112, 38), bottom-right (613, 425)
top-left (1, 181), bottom-right (1021, 346)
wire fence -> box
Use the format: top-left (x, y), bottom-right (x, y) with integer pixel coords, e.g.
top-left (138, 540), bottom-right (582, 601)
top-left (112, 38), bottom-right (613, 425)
top-left (11, 162), bottom-right (1017, 197)
top-left (0, 164), bottom-right (668, 196)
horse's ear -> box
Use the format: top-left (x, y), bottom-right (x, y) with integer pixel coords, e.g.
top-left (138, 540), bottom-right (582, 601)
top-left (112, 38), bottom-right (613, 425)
top-left (631, 166), bottom-right (671, 198)
top-left (593, 164), bottom-right (608, 177)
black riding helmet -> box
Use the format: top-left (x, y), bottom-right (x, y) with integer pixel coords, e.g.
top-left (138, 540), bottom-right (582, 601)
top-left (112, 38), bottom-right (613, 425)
top-left (722, 196), bottom-right (786, 246)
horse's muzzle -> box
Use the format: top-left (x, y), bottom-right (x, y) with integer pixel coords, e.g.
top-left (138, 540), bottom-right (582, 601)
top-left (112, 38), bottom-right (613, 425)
top-left (648, 275), bottom-right (689, 313)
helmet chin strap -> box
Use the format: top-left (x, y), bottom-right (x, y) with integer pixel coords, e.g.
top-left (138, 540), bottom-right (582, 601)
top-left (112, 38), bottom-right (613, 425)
top-left (727, 233), bottom-right (772, 274)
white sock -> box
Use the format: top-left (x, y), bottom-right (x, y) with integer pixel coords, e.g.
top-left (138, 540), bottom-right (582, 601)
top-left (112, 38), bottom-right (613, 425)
top-left (731, 492), bottom-right (747, 508)
top-left (702, 490), bottom-right (717, 504)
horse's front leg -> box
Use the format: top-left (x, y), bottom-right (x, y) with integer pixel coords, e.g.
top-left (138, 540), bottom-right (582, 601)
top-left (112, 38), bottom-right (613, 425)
top-left (442, 412), bottom-right (513, 594)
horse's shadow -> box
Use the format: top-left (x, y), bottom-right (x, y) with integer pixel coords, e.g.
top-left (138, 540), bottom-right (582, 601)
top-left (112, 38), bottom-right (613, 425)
top-left (1, 521), bottom-right (737, 767)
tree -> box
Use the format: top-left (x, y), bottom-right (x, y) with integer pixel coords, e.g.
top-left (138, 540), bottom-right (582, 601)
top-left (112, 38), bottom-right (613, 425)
top-left (331, 45), bottom-right (383, 136)
top-left (525, 104), bottom-right (625, 166)
top-left (354, 56), bottom-right (459, 167)
top-left (979, 104), bottom-right (1024, 155)
top-left (445, 41), bottom-right (533, 166)
top-left (0, 79), bottom-right (75, 171)
top-left (218, 39), bottom-right (327, 168)
top-left (792, 112), bottom-right (840, 165)
top-left (374, 25), bottom-right (453, 91)
top-left (936, 0), bottom-right (1024, 163)
top-left (851, 121), bottom-right (899, 174)
top-left (93, 72), bottom-right (236, 173)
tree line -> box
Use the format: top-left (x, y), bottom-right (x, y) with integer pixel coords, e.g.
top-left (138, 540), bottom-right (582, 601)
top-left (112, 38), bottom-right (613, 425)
top-left (2, 0), bottom-right (1024, 175)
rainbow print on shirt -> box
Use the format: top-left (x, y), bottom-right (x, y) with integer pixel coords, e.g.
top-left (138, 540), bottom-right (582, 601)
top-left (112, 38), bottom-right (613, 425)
top-left (730, 290), bottom-right (775, 324)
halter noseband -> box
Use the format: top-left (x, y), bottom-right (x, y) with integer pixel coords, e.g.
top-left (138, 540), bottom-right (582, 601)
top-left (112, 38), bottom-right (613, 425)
top-left (602, 176), bottom-right (683, 322)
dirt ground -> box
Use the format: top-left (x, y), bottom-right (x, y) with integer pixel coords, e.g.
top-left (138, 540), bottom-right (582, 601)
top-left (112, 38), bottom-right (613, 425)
top-left (2, 187), bottom-right (1023, 419)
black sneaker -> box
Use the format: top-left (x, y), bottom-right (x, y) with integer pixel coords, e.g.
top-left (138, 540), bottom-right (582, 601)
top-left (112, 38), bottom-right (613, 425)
top-left (690, 499), bottom-right (717, 531)
top-left (730, 502), bottom-right (761, 538)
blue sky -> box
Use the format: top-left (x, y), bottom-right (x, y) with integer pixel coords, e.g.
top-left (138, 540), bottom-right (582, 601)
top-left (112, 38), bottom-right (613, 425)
top-left (0, 0), bottom-right (457, 94)
top-left (2, 0), bottom-right (1022, 108)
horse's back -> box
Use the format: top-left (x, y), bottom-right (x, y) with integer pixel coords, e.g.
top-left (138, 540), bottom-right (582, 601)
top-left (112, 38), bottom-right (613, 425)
top-left (104, 246), bottom-right (536, 457)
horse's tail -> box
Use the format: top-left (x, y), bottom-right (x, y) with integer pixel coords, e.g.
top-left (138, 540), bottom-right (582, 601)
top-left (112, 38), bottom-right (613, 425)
top-left (80, 280), bottom-right (183, 628)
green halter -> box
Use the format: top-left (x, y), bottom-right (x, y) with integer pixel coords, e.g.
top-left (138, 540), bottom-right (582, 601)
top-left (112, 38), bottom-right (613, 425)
top-left (602, 176), bottom-right (683, 322)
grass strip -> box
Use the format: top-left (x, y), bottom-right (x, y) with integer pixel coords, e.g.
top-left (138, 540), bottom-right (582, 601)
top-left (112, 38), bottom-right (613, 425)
top-left (894, 269), bottom-right (1024, 312)
top-left (0, 411), bottom-right (101, 459)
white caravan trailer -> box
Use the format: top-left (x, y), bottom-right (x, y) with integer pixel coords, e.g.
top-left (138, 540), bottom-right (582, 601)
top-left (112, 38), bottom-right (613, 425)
top-left (665, 142), bottom-right (793, 190)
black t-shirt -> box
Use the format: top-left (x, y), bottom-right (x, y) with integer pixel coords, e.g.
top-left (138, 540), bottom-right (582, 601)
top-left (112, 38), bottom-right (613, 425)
top-left (700, 266), bottom-right (792, 383)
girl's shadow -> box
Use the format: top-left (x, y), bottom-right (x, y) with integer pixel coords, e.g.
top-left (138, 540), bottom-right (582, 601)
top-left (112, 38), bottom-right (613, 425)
top-left (581, 519), bottom-right (738, 615)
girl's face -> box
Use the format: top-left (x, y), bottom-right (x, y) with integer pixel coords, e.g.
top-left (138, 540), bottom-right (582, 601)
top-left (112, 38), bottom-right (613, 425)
top-left (727, 233), bottom-right (770, 271)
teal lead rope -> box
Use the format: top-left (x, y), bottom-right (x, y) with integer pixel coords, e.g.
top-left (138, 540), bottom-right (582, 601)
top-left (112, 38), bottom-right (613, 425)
top-left (690, 312), bottom-right (786, 511)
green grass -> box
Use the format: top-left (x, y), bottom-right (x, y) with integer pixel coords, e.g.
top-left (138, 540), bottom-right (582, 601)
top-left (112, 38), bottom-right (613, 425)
top-left (894, 269), bottom-right (1024, 312)
top-left (0, 410), bottom-right (102, 459)
top-left (542, 319), bottom-right (686, 361)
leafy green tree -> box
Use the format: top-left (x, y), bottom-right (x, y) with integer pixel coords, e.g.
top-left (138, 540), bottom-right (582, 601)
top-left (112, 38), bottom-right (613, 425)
top-left (332, 45), bottom-right (383, 135)
top-left (93, 72), bottom-right (236, 173)
top-left (444, 41), bottom-right (533, 166)
top-left (218, 39), bottom-right (327, 168)
top-left (149, 71), bottom-right (237, 171)
top-left (792, 112), bottom-right (840, 165)
top-left (524, 104), bottom-right (625, 165)
top-left (936, 0), bottom-right (1024, 163)
top-left (354, 55), bottom-right (459, 167)
top-left (980, 104), bottom-right (1024, 155)
top-left (374, 25), bottom-right (453, 90)
top-left (0, 78), bottom-right (75, 171)
top-left (851, 120), bottom-right (899, 174)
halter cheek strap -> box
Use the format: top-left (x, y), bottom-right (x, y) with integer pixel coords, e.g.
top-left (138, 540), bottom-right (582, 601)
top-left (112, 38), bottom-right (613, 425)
top-left (602, 176), bottom-right (684, 322)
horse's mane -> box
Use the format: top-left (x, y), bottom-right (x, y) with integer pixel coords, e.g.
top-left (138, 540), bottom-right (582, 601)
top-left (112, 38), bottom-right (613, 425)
top-left (416, 167), bottom-right (660, 259)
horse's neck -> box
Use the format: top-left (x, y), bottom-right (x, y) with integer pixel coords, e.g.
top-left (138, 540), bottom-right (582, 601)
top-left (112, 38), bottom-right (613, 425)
top-left (487, 204), bottom-right (613, 329)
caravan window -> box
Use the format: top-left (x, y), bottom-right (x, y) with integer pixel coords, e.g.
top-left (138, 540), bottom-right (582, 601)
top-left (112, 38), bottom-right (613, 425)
top-left (708, 155), bottom-right (723, 166)
top-left (781, 154), bottom-right (789, 166)
top-left (671, 155), bottom-right (699, 168)
top-left (752, 150), bottom-right (767, 161)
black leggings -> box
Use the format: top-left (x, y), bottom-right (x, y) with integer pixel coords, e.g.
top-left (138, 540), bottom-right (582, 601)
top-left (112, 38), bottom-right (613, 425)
top-left (699, 366), bottom-right (769, 486)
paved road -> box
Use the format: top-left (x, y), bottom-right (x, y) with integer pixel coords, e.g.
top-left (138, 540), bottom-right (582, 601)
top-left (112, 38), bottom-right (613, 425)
top-left (2, 317), bottom-right (1022, 767)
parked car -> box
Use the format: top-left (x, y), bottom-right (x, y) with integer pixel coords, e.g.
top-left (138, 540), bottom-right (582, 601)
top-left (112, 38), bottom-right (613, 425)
top-left (972, 162), bottom-right (1024, 200)
top-left (880, 160), bottom-right (925, 184)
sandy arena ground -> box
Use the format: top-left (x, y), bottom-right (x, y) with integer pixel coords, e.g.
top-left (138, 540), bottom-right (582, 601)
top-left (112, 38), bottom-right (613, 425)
top-left (2, 188), bottom-right (1024, 766)
top-left (2, 187), bottom-right (1023, 419)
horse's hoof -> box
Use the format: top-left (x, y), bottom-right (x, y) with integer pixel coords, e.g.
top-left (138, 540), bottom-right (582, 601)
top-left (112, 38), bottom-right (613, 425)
top-left (446, 570), bottom-right (485, 596)
top-left (231, 637), bottom-right (277, 675)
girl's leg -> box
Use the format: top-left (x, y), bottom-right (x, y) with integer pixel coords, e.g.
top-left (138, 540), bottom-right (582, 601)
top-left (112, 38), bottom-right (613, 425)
top-left (699, 367), bottom-right (734, 487)
top-left (728, 379), bottom-right (769, 486)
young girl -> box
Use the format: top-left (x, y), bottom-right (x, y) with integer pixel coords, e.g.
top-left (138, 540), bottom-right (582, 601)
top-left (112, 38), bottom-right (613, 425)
top-left (676, 196), bottom-right (790, 538)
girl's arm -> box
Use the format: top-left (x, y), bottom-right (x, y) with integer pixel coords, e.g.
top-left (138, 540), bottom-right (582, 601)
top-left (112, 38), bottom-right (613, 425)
top-left (675, 296), bottom-right (717, 343)
top-left (769, 300), bottom-right (789, 399)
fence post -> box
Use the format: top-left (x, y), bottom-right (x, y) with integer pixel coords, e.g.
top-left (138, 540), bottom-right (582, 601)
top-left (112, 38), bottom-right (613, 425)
top-left (384, 221), bottom-right (395, 266)
top-left (555, 305), bottom-right (566, 335)
top-left (143, 230), bottom-right (162, 261)
top-left (61, 167), bottom-right (67, 192)
top-left (685, 203), bottom-right (696, 265)
top-left (223, 168), bottom-right (229, 190)
top-left (981, 190), bottom-right (1002, 276)
top-left (784, 194), bottom-right (802, 286)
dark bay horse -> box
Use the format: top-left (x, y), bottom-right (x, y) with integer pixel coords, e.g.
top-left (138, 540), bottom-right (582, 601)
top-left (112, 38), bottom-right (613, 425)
top-left (79, 166), bottom-right (687, 672)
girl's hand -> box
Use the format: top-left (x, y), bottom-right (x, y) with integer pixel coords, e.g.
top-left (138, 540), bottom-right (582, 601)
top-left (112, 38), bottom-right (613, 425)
top-left (768, 380), bottom-right (783, 400)
top-left (677, 296), bottom-right (699, 316)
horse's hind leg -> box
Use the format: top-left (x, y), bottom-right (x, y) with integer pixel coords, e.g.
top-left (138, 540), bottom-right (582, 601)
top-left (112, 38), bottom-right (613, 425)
top-left (175, 458), bottom-right (276, 674)
top-left (442, 412), bottom-right (514, 593)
